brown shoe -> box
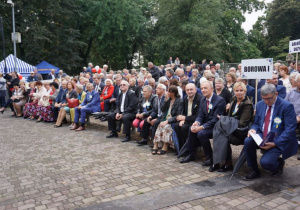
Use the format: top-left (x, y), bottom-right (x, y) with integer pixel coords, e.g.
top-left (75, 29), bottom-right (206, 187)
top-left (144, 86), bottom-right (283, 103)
top-left (70, 125), bottom-right (80, 130)
top-left (75, 126), bottom-right (85, 131)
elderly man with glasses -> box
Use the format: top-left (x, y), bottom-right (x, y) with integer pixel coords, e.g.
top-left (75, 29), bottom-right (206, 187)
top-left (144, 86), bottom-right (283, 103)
top-left (106, 80), bottom-right (138, 142)
top-left (243, 84), bottom-right (298, 180)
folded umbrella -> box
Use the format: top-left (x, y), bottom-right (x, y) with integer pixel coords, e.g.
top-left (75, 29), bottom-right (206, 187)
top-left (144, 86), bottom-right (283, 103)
top-left (230, 147), bottom-right (246, 180)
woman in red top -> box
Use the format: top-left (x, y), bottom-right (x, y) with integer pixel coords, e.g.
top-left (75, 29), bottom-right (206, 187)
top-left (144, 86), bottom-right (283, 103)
top-left (100, 79), bottom-right (114, 112)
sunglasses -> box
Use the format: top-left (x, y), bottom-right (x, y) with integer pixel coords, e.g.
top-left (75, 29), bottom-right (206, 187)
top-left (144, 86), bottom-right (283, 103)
top-left (120, 84), bottom-right (127, 86)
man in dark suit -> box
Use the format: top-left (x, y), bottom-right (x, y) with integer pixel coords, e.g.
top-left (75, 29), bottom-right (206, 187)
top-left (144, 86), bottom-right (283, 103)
top-left (243, 84), bottom-right (298, 180)
top-left (180, 81), bottom-right (226, 165)
top-left (52, 81), bottom-right (67, 121)
top-left (93, 74), bottom-right (102, 95)
top-left (148, 62), bottom-right (160, 82)
top-left (106, 80), bottom-right (138, 142)
top-left (174, 83), bottom-right (202, 150)
top-left (257, 74), bottom-right (286, 101)
top-left (137, 84), bottom-right (166, 145)
top-left (167, 57), bottom-right (173, 64)
top-left (46, 69), bottom-right (58, 80)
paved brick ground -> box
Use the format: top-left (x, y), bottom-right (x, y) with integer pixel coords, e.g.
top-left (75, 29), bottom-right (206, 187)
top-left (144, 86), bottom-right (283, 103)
top-left (162, 186), bottom-right (300, 210)
top-left (0, 113), bottom-right (299, 210)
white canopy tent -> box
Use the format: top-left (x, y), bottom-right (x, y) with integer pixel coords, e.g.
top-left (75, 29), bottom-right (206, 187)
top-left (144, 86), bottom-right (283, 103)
top-left (0, 54), bottom-right (35, 74)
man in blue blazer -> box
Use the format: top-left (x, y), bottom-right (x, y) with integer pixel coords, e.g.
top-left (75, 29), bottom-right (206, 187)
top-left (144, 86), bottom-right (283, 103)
top-left (71, 83), bottom-right (100, 131)
top-left (243, 84), bottom-right (298, 180)
top-left (180, 81), bottom-right (226, 166)
top-left (257, 74), bottom-right (286, 101)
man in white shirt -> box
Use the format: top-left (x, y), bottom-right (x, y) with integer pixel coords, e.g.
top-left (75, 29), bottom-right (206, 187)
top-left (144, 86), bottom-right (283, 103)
top-left (106, 81), bottom-right (138, 142)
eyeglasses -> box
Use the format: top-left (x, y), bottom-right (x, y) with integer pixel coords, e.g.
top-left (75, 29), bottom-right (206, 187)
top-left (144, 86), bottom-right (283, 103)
top-left (261, 94), bottom-right (275, 101)
top-left (120, 84), bottom-right (126, 86)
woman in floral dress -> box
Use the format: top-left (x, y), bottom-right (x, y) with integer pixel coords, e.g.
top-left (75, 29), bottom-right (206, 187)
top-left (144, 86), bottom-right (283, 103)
top-left (152, 85), bottom-right (183, 155)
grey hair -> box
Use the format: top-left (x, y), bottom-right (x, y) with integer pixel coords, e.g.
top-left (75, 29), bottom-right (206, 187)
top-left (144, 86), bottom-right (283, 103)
top-left (121, 80), bottom-right (129, 86)
top-left (105, 79), bottom-right (113, 85)
top-left (137, 77), bottom-right (145, 82)
top-left (158, 76), bottom-right (168, 83)
top-left (215, 78), bottom-right (225, 84)
top-left (293, 73), bottom-right (300, 82)
top-left (192, 69), bottom-right (198, 73)
top-left (157, 83), bottom-right (166, 91)
top-left (143, 85), bottom-right (153, 93)
top-left (260, 84), bottom-right (276, 96)
top-left (148, 62), bottom-right (153, 65)
top-left (76, 84), bottom-right (83, 91)
top-left (166, 68), bottom-right (174, 75)
top-left (201, 80), bottom-right (214, 88)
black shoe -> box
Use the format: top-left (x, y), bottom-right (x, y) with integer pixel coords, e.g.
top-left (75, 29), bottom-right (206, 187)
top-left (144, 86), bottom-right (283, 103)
top-left (271, 158), bottom-right (285, 177)
top-left (95, 115), bottom-right (101, 119)
top-left (100, 117), bottom-right (107, 122)
top-left (106, 132), bottom-right (118, 138)
top-left (202, 157), bottom-right (213, 166)
top-left (122, 136), bottom-right (131, 142)
top-left (242, 170), bottom-right (260, 181)
top-left (137, 139), bottom-right (148, 146)
top-left (180, 154), bottom-right (195, 164)
top-left (298, 155), bottom-right (300, 160)
top-left (218, 164), bottom-right (233, 172)
top-left (209, 164), bottom-right (220, 172)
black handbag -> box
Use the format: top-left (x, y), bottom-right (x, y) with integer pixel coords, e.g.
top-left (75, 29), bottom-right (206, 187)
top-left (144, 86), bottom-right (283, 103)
top-left (230, 127), bottom-right (249, 145)
top-left (13, 99), bottom-right (20, 103)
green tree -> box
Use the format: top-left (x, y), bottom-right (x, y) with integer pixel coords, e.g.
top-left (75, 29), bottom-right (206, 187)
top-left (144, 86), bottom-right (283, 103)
top-left (87, 0), bottom-right (151, 69)
top-left (266, 0), bottom-right (300, 48)
top-left (220, 0), bottom-right (264, 62)
top-left (151, 0), bottom-right (223, 64)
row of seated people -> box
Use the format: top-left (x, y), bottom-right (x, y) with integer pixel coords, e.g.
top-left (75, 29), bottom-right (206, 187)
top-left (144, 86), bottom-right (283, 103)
top-left (104, 78), bottom-right (299, 181)
top-left (0, 73), bottom-right (299, 181)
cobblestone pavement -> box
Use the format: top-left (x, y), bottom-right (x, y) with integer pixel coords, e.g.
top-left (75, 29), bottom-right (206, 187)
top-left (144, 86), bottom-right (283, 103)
top-left (162, 186), bottom-right (300, 210)
top-left (0, 112), bottom-right (299, 210)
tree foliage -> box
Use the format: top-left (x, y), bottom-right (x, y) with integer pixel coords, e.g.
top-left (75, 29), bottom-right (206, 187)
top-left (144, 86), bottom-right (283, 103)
top-left (1, 0), bottom-right (297, 73)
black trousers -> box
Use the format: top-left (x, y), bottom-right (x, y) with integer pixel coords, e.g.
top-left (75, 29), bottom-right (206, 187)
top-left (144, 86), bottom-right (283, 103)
top-left (139, 117), bottom-right (161, 140)
top-left (107, 112), bottom-right (136, 136)
top-left (4, 98), bottom-right (14, 112)
top-left (174, 122), bottom-right (192, 150)
top-left (52, 106), bottom-right (61, 121)
top-left (104, 99), bottom-right (117, 112)
top-left (186, 128), bottom-right (213, 157)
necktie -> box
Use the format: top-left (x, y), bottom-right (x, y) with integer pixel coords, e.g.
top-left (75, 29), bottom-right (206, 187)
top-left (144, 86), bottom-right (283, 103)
top-left (207, 100), bottom-right (209, 112)
top-left (158, 97), bottom-right (161, 116)
top-left (263, 106), bottom-right (272, 139)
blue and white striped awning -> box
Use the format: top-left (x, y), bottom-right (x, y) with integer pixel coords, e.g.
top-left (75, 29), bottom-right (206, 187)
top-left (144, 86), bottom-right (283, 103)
top-left (0, 54), bottom-right (35, 74)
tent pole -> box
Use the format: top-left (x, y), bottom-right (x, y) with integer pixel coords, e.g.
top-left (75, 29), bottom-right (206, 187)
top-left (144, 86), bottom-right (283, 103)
top-left (0, 17), bottom-right (7, 75)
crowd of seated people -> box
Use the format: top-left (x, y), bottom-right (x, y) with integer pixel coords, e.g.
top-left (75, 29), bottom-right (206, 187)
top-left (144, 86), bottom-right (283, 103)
top-left (1, 60), bottom-right (300, 180)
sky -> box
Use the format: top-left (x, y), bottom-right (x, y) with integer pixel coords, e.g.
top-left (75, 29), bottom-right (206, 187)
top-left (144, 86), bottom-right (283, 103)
top-left (242, 0), bottom-right (273, 32)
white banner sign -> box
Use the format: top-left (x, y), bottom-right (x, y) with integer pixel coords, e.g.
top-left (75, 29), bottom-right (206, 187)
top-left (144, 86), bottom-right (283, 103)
top-left (241, 58), bottom-right (273, 80)
top-left (289, 39), bottom-right (300, 53)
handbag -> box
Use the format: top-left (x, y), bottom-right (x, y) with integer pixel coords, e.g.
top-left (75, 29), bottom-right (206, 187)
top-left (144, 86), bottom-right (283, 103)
top-left (13, 99), bottom-right (20, 103)
top-left (67, 98), bottom-right (79, 108)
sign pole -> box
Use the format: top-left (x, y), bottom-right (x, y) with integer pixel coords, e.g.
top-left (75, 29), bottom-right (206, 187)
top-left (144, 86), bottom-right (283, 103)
top-left (296, 52), bottom-right (298, 71)
top-left (255, 79), bottom-right (258, 110)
